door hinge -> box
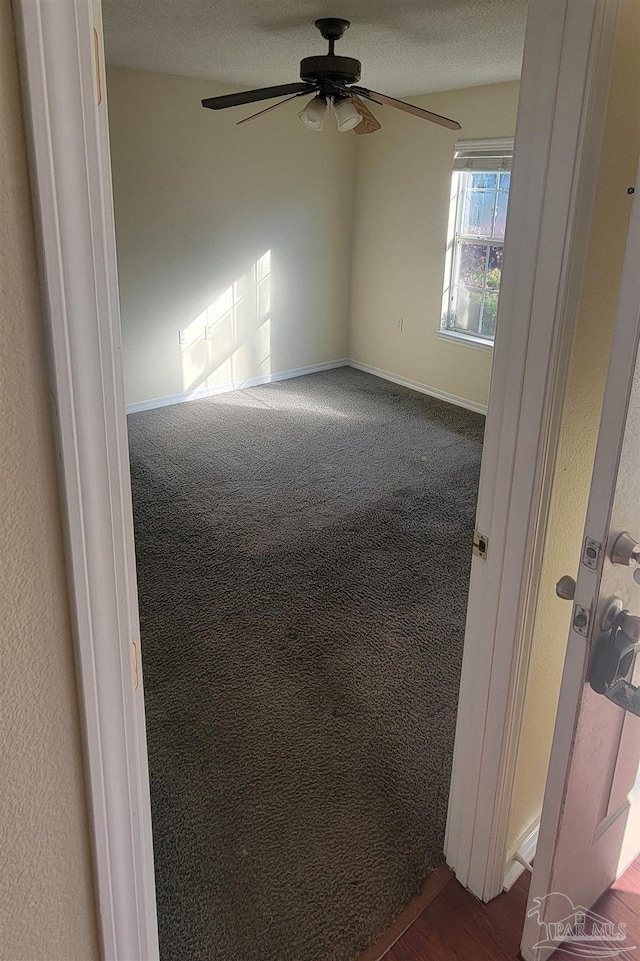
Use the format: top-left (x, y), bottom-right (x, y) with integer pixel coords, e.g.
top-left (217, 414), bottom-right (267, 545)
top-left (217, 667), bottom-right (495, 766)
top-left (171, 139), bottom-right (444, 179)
top-left (473, 530), bottom-right (488, 559)
top-left (131, 641), bottom-right (139, 690)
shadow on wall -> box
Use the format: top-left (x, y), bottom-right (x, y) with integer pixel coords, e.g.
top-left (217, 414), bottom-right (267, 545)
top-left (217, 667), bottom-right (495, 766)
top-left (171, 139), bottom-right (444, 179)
top-left (180, 251), bottom-right (271, 395)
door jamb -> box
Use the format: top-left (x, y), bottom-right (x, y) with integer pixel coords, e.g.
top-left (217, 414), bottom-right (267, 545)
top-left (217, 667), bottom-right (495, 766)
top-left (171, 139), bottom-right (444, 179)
top-left (11, 0), bottom-right (620, 955)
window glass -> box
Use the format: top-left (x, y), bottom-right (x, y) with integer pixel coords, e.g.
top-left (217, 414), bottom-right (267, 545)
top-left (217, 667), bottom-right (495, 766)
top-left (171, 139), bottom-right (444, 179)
top-left (456, 288), bottom-right (483, 335)
top-left (461, 189), bottom-right (495, 237)
top-left (487, 246), bottom-right (503, 288)
top-left (494, 190), bottom-right (509, 239)
top-left (470, 172), bottom-right (497, 189)
top-left (482, 292), bottom-right (499, 339)
top-left (442, 160), bottom-right (512, 345)
top-left (459, 242), bottom-right (488, 288)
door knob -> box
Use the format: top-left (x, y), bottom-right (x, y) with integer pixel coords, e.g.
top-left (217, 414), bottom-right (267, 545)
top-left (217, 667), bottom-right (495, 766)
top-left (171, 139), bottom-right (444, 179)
top-left (619, 612), bottom-right (640, 643)
top-left (610, 531), bottom-right (640, 566)
top-left (556, 575), bottom-right (576, 600)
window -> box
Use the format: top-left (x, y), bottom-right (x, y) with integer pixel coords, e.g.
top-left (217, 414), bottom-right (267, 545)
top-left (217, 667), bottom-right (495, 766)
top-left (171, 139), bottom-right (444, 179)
top-left (441, 139), bottom-right (514, 345)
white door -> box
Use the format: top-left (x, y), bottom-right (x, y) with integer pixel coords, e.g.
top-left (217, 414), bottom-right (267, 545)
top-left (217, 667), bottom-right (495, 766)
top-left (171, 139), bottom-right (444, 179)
top-left (521, 163), bottom-right (640, 961)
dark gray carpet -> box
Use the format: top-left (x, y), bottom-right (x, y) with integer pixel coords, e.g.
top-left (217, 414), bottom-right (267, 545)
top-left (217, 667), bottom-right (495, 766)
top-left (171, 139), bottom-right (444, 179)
top-left (128, 367), bottom-right (484, 961)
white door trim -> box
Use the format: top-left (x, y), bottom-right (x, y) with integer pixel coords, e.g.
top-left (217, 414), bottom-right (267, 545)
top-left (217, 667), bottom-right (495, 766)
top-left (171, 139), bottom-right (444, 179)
top-left (11, 0), bottom-right (620, 955)
top-left (13, 1), bottom-right (158, 957)
top-left (446, 0), bottom-right (620, 901)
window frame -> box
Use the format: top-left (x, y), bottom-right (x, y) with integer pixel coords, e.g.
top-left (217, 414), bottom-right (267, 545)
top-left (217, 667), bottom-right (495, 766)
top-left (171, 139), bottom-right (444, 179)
top-left (440, 139), bottom-right (514, 347)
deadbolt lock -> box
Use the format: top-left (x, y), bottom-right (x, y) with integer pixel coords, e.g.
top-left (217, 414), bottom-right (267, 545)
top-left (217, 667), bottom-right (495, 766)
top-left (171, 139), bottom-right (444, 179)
top-left (589, 603), bottom-right (640, 717)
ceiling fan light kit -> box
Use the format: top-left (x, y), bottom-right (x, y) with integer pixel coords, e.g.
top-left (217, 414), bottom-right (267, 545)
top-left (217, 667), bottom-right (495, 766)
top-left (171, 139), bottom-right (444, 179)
top-left (332, 96), bottom-right (362, 132)
top-left (201, 19), bottom-right (461, 136)
top-left (298, 94), bottom-right (327, 131)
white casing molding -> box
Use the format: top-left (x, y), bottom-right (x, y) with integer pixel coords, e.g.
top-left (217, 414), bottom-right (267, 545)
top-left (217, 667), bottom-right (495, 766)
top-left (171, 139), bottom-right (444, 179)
top-left (435, 330), bottom-right (494, 354)
top-left (446, 0), bottom-right (620, 901)
top-left (13, 2), bottom-right (159, 957)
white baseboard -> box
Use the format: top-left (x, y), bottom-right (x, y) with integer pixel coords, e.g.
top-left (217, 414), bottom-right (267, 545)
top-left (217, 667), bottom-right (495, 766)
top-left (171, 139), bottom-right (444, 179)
top-left (347, 360), bottom-right (488, 416)
top-left (125, 359), bottom-right (349, 413)
top-left (503, 821), bottom-right (539, 892)
top-left (126, 357), bottom-right (488, 416)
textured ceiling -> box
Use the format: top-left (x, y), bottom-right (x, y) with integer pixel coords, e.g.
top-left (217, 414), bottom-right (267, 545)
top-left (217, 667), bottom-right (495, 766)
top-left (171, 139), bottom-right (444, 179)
top-left (102, 0), bottom-right (527, 97)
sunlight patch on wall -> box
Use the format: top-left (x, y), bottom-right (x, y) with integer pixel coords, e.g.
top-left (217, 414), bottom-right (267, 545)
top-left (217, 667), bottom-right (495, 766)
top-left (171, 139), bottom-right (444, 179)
top-left (180, 251), bottom-right (271, 393)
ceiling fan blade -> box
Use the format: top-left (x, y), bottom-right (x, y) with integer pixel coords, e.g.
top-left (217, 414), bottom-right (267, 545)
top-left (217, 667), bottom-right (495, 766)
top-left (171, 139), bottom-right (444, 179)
top-left (237, 91), bottom-right (311, 126)
top-left (351, 86), bottom-right (461, 130)
top-left (202, 83), bottom-right (315, 111)
top-left (351, 96), bottom-right (381, 135)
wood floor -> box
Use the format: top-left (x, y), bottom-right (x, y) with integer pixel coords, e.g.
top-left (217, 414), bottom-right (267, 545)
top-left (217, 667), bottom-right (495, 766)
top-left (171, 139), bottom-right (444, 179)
top-left (366, 855), bottom-right (640, 961)
top-left (580, 857), bottom-right (640, 961)
top-left (382, 871), bottom-right (530, 961)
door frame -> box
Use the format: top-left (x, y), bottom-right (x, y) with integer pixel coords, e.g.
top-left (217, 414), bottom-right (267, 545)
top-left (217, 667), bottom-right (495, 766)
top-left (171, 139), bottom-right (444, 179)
top-left (12, 0), bottom-right (620, 956)
top-left (13, 1), bottom-right (158, 957)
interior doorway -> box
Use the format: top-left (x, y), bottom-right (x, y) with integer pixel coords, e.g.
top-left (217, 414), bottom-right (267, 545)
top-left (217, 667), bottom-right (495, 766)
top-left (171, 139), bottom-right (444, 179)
top-left (13, 0), bottom-right (624, 958)
top-left (102, 7), bottom-right (522, 957)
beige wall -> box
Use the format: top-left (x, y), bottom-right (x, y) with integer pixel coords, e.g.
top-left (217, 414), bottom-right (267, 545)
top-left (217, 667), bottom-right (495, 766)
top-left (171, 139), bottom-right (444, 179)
top-left (348, 82), bottom-right (520, 409)
top-left (0, 2), bottom-right (98, 958)
top-left (107, 67), bottom-right (357, 407)
top-left (507, 0), bottom-right (640, 858)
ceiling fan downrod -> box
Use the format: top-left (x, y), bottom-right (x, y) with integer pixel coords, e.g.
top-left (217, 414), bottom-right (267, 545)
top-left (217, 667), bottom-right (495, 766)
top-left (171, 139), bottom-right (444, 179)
top-left (315, 17), bottom-right (351, 55)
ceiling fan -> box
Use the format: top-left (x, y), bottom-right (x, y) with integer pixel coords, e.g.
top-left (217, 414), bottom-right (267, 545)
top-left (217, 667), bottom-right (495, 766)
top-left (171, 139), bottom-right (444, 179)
top-left (201, 18), bottom-right (461, 135)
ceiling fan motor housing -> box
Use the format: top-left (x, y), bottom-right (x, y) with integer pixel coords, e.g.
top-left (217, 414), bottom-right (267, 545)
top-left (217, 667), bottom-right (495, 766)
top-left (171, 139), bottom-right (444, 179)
top-left (300, 55), bottom-right (361, 87)
top-left (301, 17), bottom-right (361, 90)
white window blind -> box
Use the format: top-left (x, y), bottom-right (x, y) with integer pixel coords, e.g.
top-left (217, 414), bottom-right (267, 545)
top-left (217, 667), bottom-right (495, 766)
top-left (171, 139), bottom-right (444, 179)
top-left (453, 138), bottom-right (514, 172)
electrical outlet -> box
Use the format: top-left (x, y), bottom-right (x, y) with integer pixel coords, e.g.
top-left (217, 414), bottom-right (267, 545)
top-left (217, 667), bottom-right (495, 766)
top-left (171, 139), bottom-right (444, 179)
top-left (178, 329), bottom-right (188, 345)
top-left (396, 317), bottom-right (404, 332)
top-left (205, 325), bottom-right (214, 341)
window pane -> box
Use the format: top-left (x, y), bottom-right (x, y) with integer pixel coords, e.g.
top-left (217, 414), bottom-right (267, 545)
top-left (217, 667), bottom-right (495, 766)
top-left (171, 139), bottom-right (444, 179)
top-left (461, 190), bottom-right (495, 237)
top-left (443, 158), bottom-right (511, 345)
top-left (470, 172), bottom-right (497, 189)
top-left (481, 292), bottom-right (499, 338)
top-left (458, 242), bottom-right (488, 288)
top-left (486, 246), bottom-right (503, 289)
top-left (455, 288), bottom-right (483, 334)
top-left (493, 190), bottom-right (509, 239)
